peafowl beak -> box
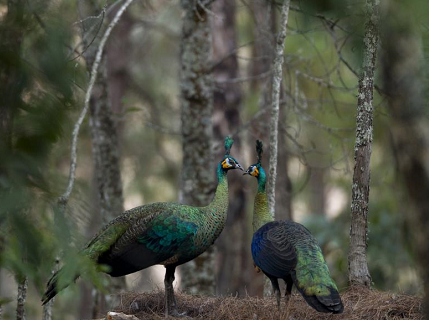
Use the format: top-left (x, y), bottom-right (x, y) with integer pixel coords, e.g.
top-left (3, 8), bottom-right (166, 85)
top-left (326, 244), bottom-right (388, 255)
top-left (243, 169), bottom-right (250, 176)
top-left (235, 163), bottom-right (244, 171)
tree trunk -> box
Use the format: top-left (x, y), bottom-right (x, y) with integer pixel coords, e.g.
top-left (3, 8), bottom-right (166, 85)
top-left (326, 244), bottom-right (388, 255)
top-left (348, 0), bottom-right (379, 288)
top-left (381, 2), bottom-right (429, 315)
top-left (211, 0), bottom-right (248, 296)
top-left (267, 1), bottom-right (290, 217)
top-left (78, 2), bottom-right (126, 315)
top-left (179, 0), bottom-right (215, 295)
top-left (107, 11), bottom-right (132, 120)
top-left (88, 58), bottom-right (125, 224)
top-left (15, 277), bottom-right (27, 320)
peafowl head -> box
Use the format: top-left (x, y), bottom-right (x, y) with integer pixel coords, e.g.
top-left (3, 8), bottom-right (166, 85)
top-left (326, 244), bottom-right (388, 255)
top-left (244, 140), bottom-right (266, 180)
top-left (220, 136), bottom-right (243, 172)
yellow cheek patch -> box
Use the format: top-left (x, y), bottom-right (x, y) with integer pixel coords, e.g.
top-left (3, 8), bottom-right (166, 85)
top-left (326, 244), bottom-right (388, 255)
top-left (251, 167), bottom-right (259, 177)
top-left (222, 159), bottom-right (231, 169)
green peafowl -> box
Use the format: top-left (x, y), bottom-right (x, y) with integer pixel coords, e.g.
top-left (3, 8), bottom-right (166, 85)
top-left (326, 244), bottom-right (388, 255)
top-left (244, 140), bottom-right (343, 314)
top-left (43, 136), bottom-right (243, 317)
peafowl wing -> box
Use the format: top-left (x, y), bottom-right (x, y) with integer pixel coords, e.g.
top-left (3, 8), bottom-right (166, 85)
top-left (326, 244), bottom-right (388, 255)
top-left (251, 221), bottom-right (297, 278)
top-left (99, 203), bottom-right (198, 277)
top-left (43, 202), bottom-right (198, 304)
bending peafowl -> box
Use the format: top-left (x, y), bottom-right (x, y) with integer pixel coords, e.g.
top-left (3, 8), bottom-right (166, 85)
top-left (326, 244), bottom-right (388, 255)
top-left (43, 136), bottom-right (243, 317)
top-left (244, 140), bottom-right (343, 314)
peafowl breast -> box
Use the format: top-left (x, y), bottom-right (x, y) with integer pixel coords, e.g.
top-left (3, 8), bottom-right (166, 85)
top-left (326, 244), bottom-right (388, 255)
top-left (245, 140), bottom-right (343, 314)
top-left (43, 136), bottom-right (243, 317)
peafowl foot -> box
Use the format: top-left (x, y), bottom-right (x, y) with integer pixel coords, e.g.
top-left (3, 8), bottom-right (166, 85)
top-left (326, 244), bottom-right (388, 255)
top-left (166, 309), bottom-right (188, 318)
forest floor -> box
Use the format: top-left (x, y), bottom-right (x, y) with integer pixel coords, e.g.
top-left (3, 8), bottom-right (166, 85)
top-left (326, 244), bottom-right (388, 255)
top-left (105, 286), bottom-right (424, 320)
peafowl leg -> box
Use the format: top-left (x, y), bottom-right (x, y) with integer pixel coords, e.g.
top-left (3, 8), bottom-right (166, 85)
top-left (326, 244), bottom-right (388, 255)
top-left (284, 275), bottom-right (293, 305)
top-left (164, 265), bottom-right (179, 317)
top-left (269, 277), bottom-right (281, 311)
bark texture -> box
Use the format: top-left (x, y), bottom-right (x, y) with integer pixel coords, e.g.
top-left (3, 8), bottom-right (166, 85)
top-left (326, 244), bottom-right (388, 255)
top-left (179, 0), bottom-right (215, 295)
top-left (87, 57), bottom-right (125, 224)
top-left (107, 11), bottom-right (132, 118)
top-left (382, 2), bottom-right (429, 315)
top-left (16, 277), bottom-right (27, 320)
top-left (348, 0), bottom-right (379, 288)
top-left (267, 1), bottom-right (290, 216)
top-left (211, 0), bottom-right (248, 296)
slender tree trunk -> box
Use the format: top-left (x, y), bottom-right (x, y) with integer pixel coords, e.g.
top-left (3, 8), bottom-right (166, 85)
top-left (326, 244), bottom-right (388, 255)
top-left (15, 277), bottom-right (27, 320)
top-left (179, 0), bottom-right (215, 295)
top-left (267, 1), bottom-right (290, 216)
top-left (262, 1), bottom-right (291, 296)
top-left (78, 2), bottom-right (126, 315)
top-left (87, 57), bottom-right (124, 224)
top-left (211, 0), bottom-right (248, 296)
top-left (348, 0), bottom-right (379, 288)
top-left (382, 2), bottom-right (428, 315)
top-left (107, 10), bottom-right (132, 122)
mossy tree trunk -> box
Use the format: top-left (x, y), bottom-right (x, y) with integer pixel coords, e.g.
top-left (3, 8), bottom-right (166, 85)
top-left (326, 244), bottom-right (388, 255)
top-left (179, 0), bottom-right (215, 295)
top-left (382, 2), bottom-right (429, 315)
top-left (348, 0), bottom-right (379, 288)
top-left (212, 0), bottom-right (248, 296)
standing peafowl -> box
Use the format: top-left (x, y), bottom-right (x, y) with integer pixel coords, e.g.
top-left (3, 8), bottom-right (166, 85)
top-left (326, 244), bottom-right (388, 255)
top-left (244, 140), bottom-right (343, 314)
top-left (43, 136), bottom-right (243, 317)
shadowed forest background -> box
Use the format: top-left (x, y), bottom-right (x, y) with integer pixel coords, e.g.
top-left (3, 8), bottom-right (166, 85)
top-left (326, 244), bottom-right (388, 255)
top-left (1, 0), bottom-right (429, 319)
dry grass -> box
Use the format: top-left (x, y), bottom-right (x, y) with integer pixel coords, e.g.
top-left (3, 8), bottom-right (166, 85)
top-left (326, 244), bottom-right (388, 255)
top-left (112, 287), bottom-right (423, 320)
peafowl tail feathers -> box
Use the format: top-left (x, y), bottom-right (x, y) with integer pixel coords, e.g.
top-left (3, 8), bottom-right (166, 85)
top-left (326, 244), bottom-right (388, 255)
top-left (42, 268), bottom-right (80, 305)
top-left (292, 244), bottom-right (344, 314)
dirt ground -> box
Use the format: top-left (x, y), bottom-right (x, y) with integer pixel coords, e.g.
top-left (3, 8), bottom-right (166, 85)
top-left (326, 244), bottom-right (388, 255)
top-left (109, 286), bottom-right (423, 320)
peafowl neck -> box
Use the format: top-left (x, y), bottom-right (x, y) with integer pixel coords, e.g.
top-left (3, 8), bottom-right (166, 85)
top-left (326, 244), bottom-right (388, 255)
top-left (253, 167), bottom-right (273, 232)
top-left (207, 163), bottom-right (229, 213)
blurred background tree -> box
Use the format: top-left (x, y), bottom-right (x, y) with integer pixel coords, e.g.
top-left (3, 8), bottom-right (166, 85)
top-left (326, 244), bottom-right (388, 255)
top-left (0, 0), bottom-right (428, 319)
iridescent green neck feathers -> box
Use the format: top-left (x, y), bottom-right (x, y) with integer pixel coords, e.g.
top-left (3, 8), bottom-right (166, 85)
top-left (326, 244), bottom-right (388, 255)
top-left (253, 167), bottom-right (273, 232)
